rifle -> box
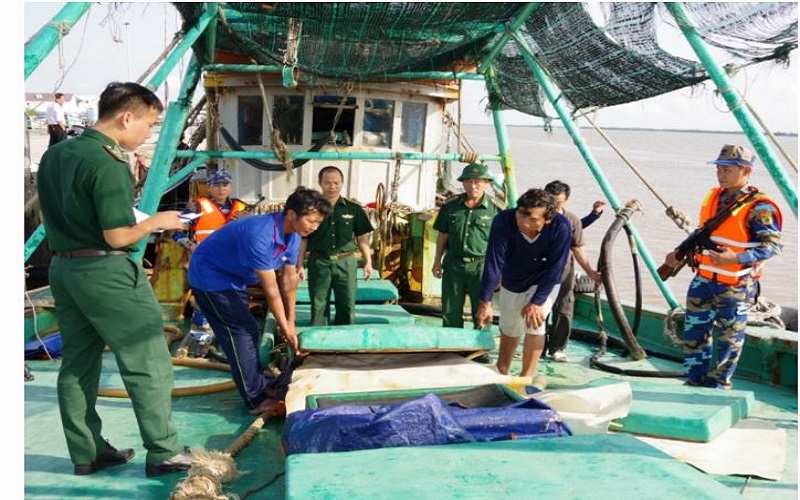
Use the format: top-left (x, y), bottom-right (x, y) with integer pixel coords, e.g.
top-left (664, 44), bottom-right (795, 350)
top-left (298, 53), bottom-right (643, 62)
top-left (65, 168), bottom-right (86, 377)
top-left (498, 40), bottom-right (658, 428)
top-left (658, 188), bottom-right (760, 281)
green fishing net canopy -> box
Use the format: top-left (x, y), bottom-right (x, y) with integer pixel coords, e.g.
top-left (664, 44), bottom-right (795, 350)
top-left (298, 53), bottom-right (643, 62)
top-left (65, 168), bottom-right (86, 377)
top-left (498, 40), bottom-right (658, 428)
top-left (172, 2), bottom-right (797, 118)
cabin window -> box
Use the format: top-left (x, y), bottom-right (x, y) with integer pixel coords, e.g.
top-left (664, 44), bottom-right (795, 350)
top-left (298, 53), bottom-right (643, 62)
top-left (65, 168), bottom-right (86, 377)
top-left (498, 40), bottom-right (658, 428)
top-left (400, 101), bottom-right (426, 151)
top-left (362, 98), bottom-right (394, 148)
top-left (273, 95), bottom-right (304, 145)
top-left (312, 95), bottom-right (356, 146)
top-left (237, 96), bottom-right (264, 146)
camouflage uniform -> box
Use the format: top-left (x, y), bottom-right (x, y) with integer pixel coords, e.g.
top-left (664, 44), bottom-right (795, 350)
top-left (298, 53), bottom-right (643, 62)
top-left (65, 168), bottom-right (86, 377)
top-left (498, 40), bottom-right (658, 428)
top-left (683, 146), bottom-right (782, 389)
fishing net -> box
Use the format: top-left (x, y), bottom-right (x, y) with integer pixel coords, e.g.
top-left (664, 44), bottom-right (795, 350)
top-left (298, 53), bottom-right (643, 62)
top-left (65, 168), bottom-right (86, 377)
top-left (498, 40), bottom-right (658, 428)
top-left (172, 2), bottom-right (797, 118)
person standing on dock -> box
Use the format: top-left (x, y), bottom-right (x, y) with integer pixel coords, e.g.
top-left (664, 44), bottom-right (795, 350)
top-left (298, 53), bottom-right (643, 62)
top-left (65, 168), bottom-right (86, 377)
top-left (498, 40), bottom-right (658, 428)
top-left (543, 180), bottom-right (602, 363)
top-left (664, 145), bottom-right (782, 390)
top-left (298, 165), bottom-right (375, 326)
top-left (45, 92), bottom-right (68, 147)
top-left (188, 187), bottom-right (331, 414)
top-left (476, 188), bottom-right (572, 381)
top-left (37, 82), bottom-right (193, 477)
top-left (432, 163), bottom-right (503, 341)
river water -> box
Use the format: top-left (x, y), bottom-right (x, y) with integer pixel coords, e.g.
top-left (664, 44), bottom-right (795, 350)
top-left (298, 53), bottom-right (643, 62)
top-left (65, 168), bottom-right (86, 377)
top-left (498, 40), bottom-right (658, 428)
top-left (462, 124), bottom-right (798, 310)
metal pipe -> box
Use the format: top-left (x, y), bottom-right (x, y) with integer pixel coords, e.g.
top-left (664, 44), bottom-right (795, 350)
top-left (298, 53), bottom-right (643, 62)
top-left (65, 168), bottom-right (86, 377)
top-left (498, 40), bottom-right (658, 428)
top-left (24, 2), bottom-right (91, 79)
top-left (173, 150), bottom-right (503, 163)
top-left (203, 63), bottom-right (485, 82)
top-left (477, 3), bottom-right (541, 74)
top-left (509, 27), bottom-right (681, 309)
top-left (146, 7), bottom-right (216, 91)
top-left (665, 2), bottom-right (797, 217)
top-left (485, 68), bottom-right (518, 207)
top-left (133, 56), bottom-right (204, 260)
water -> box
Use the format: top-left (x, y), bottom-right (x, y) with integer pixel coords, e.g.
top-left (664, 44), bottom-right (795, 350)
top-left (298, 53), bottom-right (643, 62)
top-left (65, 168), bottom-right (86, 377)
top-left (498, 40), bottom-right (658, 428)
top-left (462, 124), bottom-right (798, 310)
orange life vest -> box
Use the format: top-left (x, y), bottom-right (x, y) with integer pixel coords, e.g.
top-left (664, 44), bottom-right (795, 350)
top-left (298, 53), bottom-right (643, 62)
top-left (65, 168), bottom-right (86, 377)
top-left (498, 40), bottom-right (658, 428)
top-left (194, 197), bottom-right (248, 243)
top-left (694, 187), bottom-right (781, 285)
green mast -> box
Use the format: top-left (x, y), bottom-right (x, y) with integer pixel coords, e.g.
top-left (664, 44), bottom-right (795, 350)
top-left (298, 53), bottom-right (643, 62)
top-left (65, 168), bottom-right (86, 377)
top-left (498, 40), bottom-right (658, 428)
top-left (665, 2), bottom-right (798, 217)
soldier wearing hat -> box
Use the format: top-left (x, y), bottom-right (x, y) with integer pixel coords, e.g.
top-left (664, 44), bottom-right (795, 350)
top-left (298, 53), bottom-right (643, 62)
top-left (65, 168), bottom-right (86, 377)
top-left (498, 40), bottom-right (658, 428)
top-left (432, 163), bottom-right (504, 347)
top-left (663, 144), bottom-right (783, 389)
top-left (172, 166), bottom-right (249, 332)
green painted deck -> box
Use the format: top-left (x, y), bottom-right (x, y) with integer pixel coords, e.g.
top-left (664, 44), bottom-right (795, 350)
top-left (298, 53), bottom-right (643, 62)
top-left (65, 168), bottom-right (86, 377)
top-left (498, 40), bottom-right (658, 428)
top-left (285, 433), bottom-right (740, 499)
top-left (298, 324), bottom-right (495, 352)
top-left (295, 303), bottom-right (416, 327)
top-left (591, 379), bottom-right (755, 442)
top-left (23, 304), bottom-right (798, 499)
top-left (295, 276), bottom-right (400, 304)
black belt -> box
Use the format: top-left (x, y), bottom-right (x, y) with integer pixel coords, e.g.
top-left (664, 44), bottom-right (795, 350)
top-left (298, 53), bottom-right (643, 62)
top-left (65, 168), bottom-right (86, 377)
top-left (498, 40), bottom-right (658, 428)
top-left (461, 256), bottom-right (485, 263)
top-left (311, 251), bottom-right (355, 261)
top-left (55, 249), bottom-right (130, 258)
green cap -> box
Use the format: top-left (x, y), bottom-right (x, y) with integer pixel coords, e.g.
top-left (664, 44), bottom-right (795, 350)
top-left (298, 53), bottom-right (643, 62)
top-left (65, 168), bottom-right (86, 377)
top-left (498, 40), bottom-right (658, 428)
top-left (457, 163), bottom-right (493, 181)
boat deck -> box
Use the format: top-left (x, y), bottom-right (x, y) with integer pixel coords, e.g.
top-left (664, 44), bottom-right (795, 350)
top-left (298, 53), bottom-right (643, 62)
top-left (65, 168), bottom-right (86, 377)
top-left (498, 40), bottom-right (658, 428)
top-left (23, 308), bottom-right (797, 499)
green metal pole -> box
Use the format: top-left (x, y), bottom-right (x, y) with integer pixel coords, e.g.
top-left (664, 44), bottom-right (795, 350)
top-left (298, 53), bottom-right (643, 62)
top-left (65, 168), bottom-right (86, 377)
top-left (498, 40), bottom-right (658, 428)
top-left (133, 56), bottom-right (204, 260)
top-left (477, 3), bottom-right (541, 74)
top-left (509, 28), bottom-right (681, 308)
top-left (24, 2), bottom-right (92, 263)
top-left (173, 150), bottom-right (503, 163)
top-left (24, 2), bottom-right (91, 79)
top-left (665, 2), bottom-right (797, 217)
top-left (484, 68), bottom-right (518, 207)
top-left (146, 7), bottom-right (216, 91)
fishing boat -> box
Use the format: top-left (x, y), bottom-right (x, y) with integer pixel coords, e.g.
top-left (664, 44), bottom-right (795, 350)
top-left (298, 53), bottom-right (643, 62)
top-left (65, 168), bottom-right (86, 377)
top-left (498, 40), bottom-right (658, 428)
top-left (23, 3), bottom-right (797, 499)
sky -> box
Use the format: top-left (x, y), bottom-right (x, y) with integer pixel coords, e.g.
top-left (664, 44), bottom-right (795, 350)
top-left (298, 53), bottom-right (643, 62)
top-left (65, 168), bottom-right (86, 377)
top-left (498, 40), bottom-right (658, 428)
top-left (21, 1), bottom-right (800, 134)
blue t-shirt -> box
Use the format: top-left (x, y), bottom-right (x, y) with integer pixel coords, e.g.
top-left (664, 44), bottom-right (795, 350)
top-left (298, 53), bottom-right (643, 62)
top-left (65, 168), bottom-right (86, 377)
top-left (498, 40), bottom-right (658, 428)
top-left (479, 209), bottom-right (572, 305)
top-left (188, 212), bottom-right (300, 291)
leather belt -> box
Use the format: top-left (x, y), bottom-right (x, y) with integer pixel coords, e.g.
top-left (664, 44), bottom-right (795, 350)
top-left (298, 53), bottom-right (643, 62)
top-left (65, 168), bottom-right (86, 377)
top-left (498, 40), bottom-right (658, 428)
top-left (462, 256), bottom-right (485, 263)
top-left (55, 249), bottom-right (130, 258)
top-left (311, 251), bottom-right (355, 261)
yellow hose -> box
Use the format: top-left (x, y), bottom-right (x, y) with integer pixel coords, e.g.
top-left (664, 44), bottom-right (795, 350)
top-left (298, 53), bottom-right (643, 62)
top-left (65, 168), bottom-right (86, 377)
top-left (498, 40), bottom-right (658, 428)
top-left (99, 326), bottom-right (235, 398)
top-left (98, 380), bottom-right (236, 399)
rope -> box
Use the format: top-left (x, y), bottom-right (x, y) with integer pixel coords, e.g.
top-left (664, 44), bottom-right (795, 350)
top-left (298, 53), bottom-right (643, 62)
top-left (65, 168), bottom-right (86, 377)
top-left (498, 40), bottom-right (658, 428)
top-left (330, 81), bottom-right (355, 143)
top-left (256, 73), bottom-right (294, 176)
top-left (664, 307), bottom-right (685, 346)
top-left (738, 90), bottom-right (798, 172)
top-left (577, 110), bottom-right (694, 234)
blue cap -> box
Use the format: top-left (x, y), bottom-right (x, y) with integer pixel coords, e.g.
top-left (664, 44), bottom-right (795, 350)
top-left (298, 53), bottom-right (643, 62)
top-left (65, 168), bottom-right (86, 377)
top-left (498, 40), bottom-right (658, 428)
top-left (207, 168), bottom-right (232, 185)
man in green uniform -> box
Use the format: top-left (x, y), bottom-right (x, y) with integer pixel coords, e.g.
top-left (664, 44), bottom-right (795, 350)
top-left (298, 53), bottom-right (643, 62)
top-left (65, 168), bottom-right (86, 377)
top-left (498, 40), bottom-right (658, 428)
top-left (37, 82), bottom-right (192, 477)
top-left (298, 165), bottom-right (375, 325)
top-left (432, 163), bottom-right (503, 332)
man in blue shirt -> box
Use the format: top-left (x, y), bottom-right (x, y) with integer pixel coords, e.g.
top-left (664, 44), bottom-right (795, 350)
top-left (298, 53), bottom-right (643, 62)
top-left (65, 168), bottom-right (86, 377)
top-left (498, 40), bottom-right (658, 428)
top-left (189, 187), bottom-right (331, 414)
top-left (476, 188), bottom-right (572, 381)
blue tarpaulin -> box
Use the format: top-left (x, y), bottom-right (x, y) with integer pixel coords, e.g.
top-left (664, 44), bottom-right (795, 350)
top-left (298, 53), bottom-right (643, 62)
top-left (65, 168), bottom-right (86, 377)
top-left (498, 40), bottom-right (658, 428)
top-left (283, 392), bottom-right (571, 455)
top-left (24, 333), bottom-right (62, 359)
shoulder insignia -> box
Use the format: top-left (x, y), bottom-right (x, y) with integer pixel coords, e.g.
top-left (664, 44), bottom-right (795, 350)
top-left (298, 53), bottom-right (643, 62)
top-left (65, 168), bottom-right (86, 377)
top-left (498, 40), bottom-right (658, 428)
top-left (103, 144), bottom-right (128, 163)
top-left (756, 209), bottom-right (774, 226)
top-left (490, 196), bottom-right (507, 210)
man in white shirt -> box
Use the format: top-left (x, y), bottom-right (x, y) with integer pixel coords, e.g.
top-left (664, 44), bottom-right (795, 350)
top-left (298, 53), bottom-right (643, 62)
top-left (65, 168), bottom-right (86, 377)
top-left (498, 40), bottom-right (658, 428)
top-left (45, 93), bottom-right (67, 147)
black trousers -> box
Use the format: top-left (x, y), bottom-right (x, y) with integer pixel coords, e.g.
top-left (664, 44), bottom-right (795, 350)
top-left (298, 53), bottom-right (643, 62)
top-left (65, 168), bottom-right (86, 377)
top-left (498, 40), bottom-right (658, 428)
top-left (47, 124), bottom-right (67, 147)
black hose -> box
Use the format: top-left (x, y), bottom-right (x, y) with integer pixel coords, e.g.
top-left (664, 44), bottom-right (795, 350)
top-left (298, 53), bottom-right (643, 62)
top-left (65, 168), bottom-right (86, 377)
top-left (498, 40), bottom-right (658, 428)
top-left (592, 200), bottom-right (685, 378)
top-left (598, 201), bottom-right (647, 360)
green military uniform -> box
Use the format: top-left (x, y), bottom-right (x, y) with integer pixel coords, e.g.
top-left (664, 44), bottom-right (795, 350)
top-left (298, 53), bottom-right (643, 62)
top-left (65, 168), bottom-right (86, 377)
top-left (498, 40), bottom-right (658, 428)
top-left (37, 128), bottom-right (184, 466)
top-left (433, 192), bottom-right (502, 328)
top-left (305, 196), bottom-right (374, 325)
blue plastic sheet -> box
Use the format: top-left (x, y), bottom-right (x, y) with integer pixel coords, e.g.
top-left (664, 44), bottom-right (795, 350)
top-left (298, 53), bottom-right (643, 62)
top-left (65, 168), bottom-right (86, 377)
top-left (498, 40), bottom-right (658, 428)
top-left (283, 392), bottom-right (571, 455)
top-left (24, 333), bottom-right (62, 359)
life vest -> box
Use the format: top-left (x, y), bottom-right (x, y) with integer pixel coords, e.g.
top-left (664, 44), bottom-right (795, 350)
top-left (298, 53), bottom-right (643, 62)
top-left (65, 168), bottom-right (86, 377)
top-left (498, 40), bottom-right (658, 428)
top-left (694, 187), bottom-right (781, 285)
top-left (194, 197), bottom-right (248, 243)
